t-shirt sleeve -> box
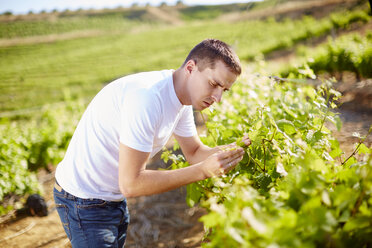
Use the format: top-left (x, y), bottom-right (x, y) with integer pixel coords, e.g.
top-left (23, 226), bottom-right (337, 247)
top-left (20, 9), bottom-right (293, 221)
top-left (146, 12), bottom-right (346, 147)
top-left (174, 106), bottom-right (197, 137)
top-left (119, 90), bottom-right (160, 152)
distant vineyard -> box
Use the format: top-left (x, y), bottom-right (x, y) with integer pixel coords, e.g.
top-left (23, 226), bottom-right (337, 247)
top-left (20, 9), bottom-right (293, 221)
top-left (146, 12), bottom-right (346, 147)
top-left (280, 32), bottom-right (372, 79)
top-left (0, 16), bottom-right (135, 39)
top-left (0, 8), bottom-right (369, 112)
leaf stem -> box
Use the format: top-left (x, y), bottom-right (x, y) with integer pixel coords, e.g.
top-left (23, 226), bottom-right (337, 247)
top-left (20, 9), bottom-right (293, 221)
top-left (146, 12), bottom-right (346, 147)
top-left (351, 190), bottom-right (365, 217)
top-left (319, 85), bottom-right (332, 132)
top-left (200, 111), bottom-right (218, 147)
top-left (247, 149), bottom-right (264, 172)
top-left (262, 140), bottom-right (267, 172)
top-left (342, 128), bottom-right (372, 165)
top-left (199, 184), bottom-right (215, 194)
top-left (318, 113), bottom-right (328, 132)
top-left (270, 128), bottom-right (277, 142)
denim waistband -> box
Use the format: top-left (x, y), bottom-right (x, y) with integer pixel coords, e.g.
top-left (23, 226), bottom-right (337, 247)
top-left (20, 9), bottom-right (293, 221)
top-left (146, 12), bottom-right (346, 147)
top-left (54, 180), bottom-right (125, 203)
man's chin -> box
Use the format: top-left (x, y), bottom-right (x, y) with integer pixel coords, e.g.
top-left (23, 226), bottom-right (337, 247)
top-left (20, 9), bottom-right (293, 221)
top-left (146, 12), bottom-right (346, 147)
top-left (192, 101), bottom-right (212, 111)
top-left (194, 104), bottom-right (208, 111)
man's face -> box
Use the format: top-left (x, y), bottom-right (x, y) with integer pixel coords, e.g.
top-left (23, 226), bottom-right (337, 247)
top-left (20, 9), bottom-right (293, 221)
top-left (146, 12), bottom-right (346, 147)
top-left (187, 60), bottom-right (237, 111)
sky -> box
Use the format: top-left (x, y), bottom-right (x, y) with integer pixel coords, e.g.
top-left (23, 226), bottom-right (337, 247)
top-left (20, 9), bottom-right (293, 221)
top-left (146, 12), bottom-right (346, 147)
top-left (0, 0), bottom-right (254, 15)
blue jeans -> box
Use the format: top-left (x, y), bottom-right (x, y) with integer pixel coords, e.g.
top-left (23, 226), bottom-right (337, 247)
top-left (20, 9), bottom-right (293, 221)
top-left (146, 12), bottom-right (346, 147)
top-left (53, 182), bottom-right (130, 248)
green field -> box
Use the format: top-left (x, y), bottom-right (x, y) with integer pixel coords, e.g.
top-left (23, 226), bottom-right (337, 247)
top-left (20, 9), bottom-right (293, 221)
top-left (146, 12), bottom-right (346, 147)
top-left (0, 3), bottom-right (369, 113)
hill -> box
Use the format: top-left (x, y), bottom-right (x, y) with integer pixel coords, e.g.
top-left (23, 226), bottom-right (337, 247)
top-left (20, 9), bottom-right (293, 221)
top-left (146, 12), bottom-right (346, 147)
top-left (1, 0), bottom-right (367, 23)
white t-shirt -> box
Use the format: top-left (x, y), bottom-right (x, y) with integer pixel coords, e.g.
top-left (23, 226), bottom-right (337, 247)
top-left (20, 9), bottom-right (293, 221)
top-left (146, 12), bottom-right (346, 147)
top-left (55, 70), bottom-right (197, 201)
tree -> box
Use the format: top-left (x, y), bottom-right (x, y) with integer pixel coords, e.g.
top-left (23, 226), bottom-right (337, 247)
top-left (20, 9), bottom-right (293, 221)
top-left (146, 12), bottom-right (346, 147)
top-left (3, 11), bottom-right (13, 16)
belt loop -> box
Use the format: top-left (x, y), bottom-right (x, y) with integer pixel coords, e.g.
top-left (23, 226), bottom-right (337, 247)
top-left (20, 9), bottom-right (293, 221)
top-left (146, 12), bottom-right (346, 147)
top-left (54, 181), bottom-right (63, 192)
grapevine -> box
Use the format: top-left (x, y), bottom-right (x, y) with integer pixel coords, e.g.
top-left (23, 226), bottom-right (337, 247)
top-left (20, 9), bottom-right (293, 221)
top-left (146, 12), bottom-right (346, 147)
top-left (165, 66), bottom-right (372, 247)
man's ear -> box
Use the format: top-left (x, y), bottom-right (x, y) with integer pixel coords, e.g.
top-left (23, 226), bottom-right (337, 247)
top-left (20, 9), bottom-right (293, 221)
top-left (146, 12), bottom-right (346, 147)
top-left (185, 60), bottom-right (196, 75)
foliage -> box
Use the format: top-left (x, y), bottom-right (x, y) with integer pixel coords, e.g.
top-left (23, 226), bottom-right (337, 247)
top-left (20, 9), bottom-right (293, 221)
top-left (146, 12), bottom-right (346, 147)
top-left (0, 122), bottom-right (40, 215)
top-left (330, 9), bottom-right (371, 29)
top-left (261, 9), bottom-right (370, 56)
top-left (281, 32), bottom-right (372, 79)
top-left (0, 100), bottom-right (85, 214)
top-left (163, 69), bottom-right (372, 247)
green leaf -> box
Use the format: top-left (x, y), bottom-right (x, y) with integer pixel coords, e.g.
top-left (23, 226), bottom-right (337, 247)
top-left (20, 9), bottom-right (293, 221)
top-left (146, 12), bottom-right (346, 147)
top-left (200, 212), bottom-right (221, 228)
top-left (172, 140), bottom-right (180, 151)
top-left (344, 157), bottom-right (358, 168)
top-left (227, 227), bottom-right (245, 244)
top-left (282, 104), bottom-right (298, 118)
top-left (335, 115), bottom-right (342, 131)
top-left (338, 210), bottom-right (350, 222)
top-left (329, 139), bottom-right (343, 158)
top-left (276, 120), bottom-right (296, 135)
top-left (242, 207), bottom-right (267, 234)
top-left (343, 216), bottom-right (370, 231)
top-left (358, 143), bottom-right (371, 155)
top-left (186, 183), bottom-right (202, 207)
top-left (321, 190), bottom-right (331, 207)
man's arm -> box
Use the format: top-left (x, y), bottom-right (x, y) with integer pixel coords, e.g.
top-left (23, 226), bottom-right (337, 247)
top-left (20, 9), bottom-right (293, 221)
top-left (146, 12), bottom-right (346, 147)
top-left (174, 134), bottom-right (251, 164)
top-left (173, 134), bottom-right (218, 165)
top-left (118, 141), bottom-right (244, 198)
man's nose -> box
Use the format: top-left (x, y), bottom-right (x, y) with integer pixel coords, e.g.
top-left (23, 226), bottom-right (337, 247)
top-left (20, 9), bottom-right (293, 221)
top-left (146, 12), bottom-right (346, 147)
top-left (211, 88), bottom-right (223, 103)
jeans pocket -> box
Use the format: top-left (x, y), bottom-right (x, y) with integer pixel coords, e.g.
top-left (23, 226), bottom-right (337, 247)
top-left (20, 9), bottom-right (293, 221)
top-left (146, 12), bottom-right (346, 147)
top-left (55, 203), bottom-right (72, 240)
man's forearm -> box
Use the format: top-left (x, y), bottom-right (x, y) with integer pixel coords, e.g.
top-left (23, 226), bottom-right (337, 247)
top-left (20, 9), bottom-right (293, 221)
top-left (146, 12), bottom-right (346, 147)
top-left (185, 144), bottom-right (220, 165)
top-left (120, 163), bottom-right (206, 198)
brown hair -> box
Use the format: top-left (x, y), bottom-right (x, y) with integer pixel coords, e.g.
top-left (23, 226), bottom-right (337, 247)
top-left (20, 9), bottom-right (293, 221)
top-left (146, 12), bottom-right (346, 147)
top-left (182, 39), bottom-right (241, 75)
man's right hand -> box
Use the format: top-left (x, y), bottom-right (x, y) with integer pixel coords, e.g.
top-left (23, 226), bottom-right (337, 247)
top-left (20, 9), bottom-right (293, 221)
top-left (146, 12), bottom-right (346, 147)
top-left (201, 147), bottom-right (245, 178)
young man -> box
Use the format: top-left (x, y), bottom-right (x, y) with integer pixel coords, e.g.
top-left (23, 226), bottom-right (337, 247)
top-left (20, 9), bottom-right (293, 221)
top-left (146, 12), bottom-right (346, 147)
top-left (54, 38), bottom-right (251, 247)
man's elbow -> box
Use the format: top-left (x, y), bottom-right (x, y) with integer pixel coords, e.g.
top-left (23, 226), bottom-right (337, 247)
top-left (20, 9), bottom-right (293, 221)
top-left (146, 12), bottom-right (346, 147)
top-left (119, 183), bottom-right (140, 198)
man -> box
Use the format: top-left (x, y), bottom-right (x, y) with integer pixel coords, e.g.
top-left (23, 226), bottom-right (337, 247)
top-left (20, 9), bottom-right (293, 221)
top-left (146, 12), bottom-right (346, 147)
top-left (54, 38), bottom-right (251, 247)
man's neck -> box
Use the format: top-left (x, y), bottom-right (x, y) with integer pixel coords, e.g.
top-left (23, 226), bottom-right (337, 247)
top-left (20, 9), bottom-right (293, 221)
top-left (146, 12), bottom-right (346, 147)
top-left (172, 68), bottom-right (191, 106)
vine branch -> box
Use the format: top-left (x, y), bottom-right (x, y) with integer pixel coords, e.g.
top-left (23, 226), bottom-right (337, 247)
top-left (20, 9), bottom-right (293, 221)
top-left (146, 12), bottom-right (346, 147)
top-left (342, 127), bottom-right (372, 165)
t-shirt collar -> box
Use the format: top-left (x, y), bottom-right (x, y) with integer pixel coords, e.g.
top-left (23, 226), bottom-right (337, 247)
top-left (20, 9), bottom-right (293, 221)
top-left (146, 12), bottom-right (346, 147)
top-left (168, 69), bottom-right (183, 112)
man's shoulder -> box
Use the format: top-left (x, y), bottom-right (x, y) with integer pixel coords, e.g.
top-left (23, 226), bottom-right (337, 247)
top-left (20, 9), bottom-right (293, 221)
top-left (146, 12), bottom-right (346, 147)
top-left (118, 69), bottom-right (172, 85)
